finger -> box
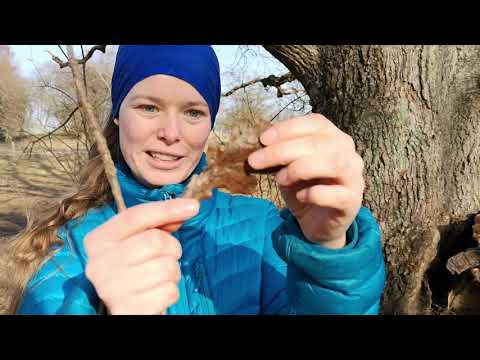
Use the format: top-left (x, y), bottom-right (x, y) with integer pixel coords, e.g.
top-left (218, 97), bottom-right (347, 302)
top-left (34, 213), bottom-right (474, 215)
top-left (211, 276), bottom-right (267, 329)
top-left (90, 256), bottom-right (181, 305)
top-left (259, 114), bottom-right (336, 146)
top-left (85, 198), bottom-right (199, 255)
top-left (275, 152), bottom-right (364, 191)
top-left (132, 281), bottom-right (180, 315)
top-left (119, 257), bottom-right (182, 293)
top-left (248, 135), bottom-right (319, 170)
top-left (117, 229), bottom-right (182, 266)
top-left (296, 184), bottom-right (362, 212)
top-left (109, 281), bottom-right (180, 315)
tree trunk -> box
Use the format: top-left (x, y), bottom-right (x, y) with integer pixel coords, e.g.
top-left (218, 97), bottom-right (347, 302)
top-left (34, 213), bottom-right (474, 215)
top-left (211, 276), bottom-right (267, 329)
top-left (264, 45), bottom-right (480, 314)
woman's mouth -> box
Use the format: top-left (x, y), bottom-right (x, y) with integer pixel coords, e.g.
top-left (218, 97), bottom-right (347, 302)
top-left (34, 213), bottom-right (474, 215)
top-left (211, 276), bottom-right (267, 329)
top-left (148, 151), bottom-right (182, 161)
top-left (146, 151), bottom-right (185, 169)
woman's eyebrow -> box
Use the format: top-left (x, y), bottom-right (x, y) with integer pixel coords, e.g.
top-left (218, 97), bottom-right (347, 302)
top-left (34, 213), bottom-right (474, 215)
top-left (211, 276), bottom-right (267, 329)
top-left (129, 95), bottom-right (208, 108)
top-left (184, 101), bottom-right (209, 108)
top-left (129, 94), bottom-right (165, 103)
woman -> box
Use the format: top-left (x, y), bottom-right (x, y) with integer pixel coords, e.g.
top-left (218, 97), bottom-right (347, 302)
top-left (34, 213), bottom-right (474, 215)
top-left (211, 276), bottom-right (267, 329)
top-left (11, 45), bottom-right (385, 315)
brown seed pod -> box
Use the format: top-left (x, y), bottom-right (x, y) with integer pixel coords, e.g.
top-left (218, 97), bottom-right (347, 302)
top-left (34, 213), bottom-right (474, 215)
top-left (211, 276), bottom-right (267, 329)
top-left (183, 119), bottom-right (281, 201)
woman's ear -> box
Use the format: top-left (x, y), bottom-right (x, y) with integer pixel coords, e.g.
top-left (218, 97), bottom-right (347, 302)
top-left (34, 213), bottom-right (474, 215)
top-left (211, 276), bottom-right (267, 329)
top-left (114, 118), bottom-right (119, 126)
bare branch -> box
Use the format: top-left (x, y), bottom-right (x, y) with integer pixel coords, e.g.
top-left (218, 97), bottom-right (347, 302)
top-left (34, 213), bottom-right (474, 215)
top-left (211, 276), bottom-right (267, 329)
top-left (211, 129), bottom-right (225, 146)
top-left (222, 72), bottom-right (296, 97)
top-left (64, 45), bottom-right (125, 212)
top-left (46, 45), bottom-right (107, 69)
top-left (29, 59), bottom-right (50, 87)
top-left (57, 46), bottom-right (68, 61)
top-left (79, 45), bottom-right (107, 65)
top-left (46, 50), bottom-right (68, 68)
top-left (223, 77), bottom-right (267, 97)
top-left (19, 129), bottom-right (77, 183)
top-left (80, 46), bottom-right (88, 97)
top-left (21, 107), bottom-right (79, 157)
top-left (269, 93), bottom-right (308, 122)
top-left (32, 84), bottom-right (76, 103)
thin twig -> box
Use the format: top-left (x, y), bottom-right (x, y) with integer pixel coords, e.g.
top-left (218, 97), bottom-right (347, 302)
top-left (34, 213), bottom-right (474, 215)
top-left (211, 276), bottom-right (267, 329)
top-left (257, 174), bottom-right (264, 198)
top-left (47, 45), bottom-right (107, 69)
top-left (20, 107), bottom-right (79, 158)
top-left (269, 93), bottom-right (308, 122)
top-left (81, 114), bottom-right (90, 152)
top-left (33, 84), bottom-right (76, 103)
top-left (29, 59), bottom-right (49, 89)
top-left (223, 77), bottom-right (267, 97)
top-left (19, 130), bottom-right (77, 183)
top-left (242, 87), bottom-right (257, 127)
top-left (80, 46), bottom-right (88, 97)
top-left (57, 46), bottom-right (68, 61)
top-left (20, 106), bottom-right (79, 158)
top-left (79, 45), bottom-right (107, 66)
top-left (65, 45), bottom-right (125, 212)
top-left (222, 72), bottom-right (295, 97)
top-left (47, 50), bottom-right (68, 68)
top-left (211, 129), bottom-right (225, 146)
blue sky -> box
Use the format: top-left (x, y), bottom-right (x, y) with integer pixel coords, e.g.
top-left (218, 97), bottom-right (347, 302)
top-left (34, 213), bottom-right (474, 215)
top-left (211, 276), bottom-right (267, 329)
top-left (8, 45), bottom-right (288, 92)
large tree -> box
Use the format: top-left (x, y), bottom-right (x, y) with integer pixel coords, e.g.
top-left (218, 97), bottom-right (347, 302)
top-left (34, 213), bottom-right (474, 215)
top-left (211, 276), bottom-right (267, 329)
top-left (0, 45), bottom-right (29, 142)
top-left (263, 45), bottom-right (480, 314)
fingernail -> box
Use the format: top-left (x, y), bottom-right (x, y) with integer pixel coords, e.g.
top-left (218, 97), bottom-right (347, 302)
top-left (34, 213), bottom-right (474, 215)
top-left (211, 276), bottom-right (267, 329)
top-left (260, 127), bottom-right (277, 145)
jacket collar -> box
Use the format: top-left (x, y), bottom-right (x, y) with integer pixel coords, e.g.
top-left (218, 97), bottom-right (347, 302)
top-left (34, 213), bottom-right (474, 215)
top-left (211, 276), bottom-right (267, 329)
top-left (114, 152), bottom-right (216, 230)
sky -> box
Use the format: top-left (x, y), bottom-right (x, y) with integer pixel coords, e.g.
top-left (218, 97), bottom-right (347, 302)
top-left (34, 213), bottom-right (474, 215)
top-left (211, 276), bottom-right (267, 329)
top-left (8, 45), bottom-right (289, 93)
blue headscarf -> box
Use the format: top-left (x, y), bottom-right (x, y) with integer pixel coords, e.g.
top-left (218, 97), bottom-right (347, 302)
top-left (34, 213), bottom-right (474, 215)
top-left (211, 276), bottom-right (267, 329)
top-left (111, 45), bottom-right (221, 128)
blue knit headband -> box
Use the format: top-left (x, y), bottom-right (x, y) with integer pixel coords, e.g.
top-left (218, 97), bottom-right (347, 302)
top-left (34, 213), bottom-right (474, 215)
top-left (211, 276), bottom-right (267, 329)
top-left (111, 45), bottom-right (221, 128)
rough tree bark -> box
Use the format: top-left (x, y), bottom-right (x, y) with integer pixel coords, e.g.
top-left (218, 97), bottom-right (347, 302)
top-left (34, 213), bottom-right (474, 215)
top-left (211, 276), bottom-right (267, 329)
top-left (263, 45), bottom-right (480, 314)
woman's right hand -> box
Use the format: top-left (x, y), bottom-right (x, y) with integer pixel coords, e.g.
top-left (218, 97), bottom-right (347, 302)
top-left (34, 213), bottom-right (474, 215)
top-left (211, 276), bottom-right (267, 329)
top-left (84, 198), bottom-right (200, 315)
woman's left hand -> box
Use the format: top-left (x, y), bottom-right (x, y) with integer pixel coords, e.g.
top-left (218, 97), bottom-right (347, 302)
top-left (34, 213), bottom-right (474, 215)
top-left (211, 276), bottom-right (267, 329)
top-left (248, 114), bottom-right (365, 249)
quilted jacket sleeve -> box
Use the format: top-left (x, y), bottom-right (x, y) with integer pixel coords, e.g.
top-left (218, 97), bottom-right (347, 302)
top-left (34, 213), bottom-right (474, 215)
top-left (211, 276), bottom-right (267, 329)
top-left (260, 205), bottom-right (386, 315)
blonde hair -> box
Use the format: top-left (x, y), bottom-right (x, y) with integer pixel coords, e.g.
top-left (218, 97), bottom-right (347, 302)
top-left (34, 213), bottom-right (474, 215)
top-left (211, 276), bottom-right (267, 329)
top-left (1, 114), bottom-right (120, 314)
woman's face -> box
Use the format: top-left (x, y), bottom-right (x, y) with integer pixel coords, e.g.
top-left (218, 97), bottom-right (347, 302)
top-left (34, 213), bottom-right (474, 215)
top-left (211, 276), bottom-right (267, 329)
top-left (115, 74), bottom-right (212, 188)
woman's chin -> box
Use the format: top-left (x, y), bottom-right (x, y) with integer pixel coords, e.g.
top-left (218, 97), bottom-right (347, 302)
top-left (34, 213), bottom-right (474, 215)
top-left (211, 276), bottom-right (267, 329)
top-left (140, 166), bottom-right (191, 187)
top-left (142, 173), bottom-right (183, 187)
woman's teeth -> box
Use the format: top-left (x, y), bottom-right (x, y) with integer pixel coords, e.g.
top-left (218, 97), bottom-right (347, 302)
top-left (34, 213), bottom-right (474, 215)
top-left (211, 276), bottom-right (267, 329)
top-left (150, 152), bottom-right (181, 161)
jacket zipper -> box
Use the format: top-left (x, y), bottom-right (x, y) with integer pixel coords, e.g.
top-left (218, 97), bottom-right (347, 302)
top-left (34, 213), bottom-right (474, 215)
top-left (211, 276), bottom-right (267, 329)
top-left (162, 191), bottom-right (175, 200)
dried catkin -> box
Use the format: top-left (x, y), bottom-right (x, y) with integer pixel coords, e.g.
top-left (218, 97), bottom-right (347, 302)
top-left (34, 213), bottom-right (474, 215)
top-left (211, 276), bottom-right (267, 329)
top-left (183, 119), bottom-right (278, 200)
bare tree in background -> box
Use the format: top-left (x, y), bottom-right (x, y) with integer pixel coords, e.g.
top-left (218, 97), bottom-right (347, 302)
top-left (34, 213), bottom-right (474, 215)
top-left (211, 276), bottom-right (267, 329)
top-left (0, 45), bottom-right (30, 152)
top-left (21, 46), bottom-right (117, 181)
top-left (47, 45), bottom-right (126, 213)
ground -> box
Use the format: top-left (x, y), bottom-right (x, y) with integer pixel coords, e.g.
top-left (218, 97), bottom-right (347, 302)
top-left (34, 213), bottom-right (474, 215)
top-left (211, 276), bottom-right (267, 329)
top-left (0, 138), bottom-right (79, 313)
top-left (0, 139), bottom-right (77, 242)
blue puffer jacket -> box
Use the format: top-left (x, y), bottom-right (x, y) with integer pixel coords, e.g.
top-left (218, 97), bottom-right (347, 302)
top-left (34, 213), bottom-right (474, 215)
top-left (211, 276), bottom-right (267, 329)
top-left (17, 154), bottom-right (386, 315)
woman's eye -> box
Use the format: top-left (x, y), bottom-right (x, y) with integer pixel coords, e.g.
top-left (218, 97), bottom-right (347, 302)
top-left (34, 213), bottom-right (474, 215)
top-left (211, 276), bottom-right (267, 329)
top-left (139, 104), bottom-right (158, 113)
top-left (187, 109), bottom-right (204, 118)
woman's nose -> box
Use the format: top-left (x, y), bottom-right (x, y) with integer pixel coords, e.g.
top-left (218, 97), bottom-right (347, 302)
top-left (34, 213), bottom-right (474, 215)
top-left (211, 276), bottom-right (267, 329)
top-left (156, 113), bottom-right (180, 145)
